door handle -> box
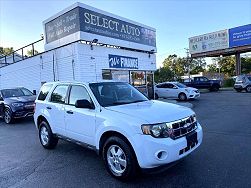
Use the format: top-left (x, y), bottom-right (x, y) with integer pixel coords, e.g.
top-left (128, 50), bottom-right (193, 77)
top-left (66, 110), bottom-right (73, 114)
top-left (46, 106), bottom-right (52, 110)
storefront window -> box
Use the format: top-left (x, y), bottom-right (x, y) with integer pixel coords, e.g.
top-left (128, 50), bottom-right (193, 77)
top-left (130, 71), bottom-right (147, 96)
top-left (102, 70), bottom-right (112, 80)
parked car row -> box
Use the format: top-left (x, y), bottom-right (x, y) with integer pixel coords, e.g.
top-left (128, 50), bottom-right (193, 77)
top-left (0, 81), bottom-right (203, 180)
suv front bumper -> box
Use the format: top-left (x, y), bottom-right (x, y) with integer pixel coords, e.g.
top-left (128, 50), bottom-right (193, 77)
top-left (133, 123), bottom-right (203, 169)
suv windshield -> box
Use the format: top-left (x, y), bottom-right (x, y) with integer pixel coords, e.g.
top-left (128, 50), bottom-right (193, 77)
top-left (89, 82), bottom-right (148, 107)
top-left (1, 88), bottom-right (33, 98)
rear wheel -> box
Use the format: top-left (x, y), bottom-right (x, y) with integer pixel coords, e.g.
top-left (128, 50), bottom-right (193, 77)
top-left (246, 86), bottom-right (251, 93)
top-left (39, 121), bottom-right (58, 149)
top-left (210, 85), bottom-right (219, 92)
top-left (4, 108), bottom-right (13, 124)
top-left (103, 136), bottom-right (138, 181)
top-left (178, 93), bottom-right (187, 101)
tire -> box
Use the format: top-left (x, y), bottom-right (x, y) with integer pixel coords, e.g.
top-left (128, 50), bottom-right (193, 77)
top-left (235, 89), bottom-right (241, 92)
top-left (103, 136), bottom-right (138, 181)
top-left (39, 121), bottom-right (58, 149)
top-left (210, 85), bottom-right (219, 92)
top-left (4, 108), bottom-right (13, 124)
top-left (246, 85), bottom-right (251, 93)
top-left (178, 93), bottom-right (187, 101)
top-left (155, 93), bottom-right (159, 99)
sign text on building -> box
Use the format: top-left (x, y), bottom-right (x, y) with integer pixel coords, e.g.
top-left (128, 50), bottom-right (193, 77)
top-left (109, 54), bottom-right (138, 69)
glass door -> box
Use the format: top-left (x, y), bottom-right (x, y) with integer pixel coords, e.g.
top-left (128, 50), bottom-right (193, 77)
top-left (130, 71), bottom-right (148, 96)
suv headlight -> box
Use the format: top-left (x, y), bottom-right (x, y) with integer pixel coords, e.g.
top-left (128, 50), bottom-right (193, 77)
top-left (141, 122), bottom-right (173, 138)
top-left (12, 103), bottom-right (24, 107)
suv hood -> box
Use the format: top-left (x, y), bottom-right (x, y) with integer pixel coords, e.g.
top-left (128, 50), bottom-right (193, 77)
top-left (4, 95), bottom-right (36, 103)
top-left (105, 100), bottom-right (194, 124)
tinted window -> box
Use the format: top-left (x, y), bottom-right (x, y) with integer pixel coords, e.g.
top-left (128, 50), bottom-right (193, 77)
top-left (156, 84), bottom-right (163, 88)
top-left (166, 84), bottom-right (175, 88)
top-left (1, 88), bottom-right (31, 98)
top-left (21, 88), bottom-right (33, 96)
top-left (247, 76), bottom-right (251, 81)
top-left (89, 82), bottom-right (148, 107)
top-left (69, 85), bottom-right (92, 105)
top-left (38, 84), bottom-right (53, 101)
top-left (50, 85), bottom-right (68, 104)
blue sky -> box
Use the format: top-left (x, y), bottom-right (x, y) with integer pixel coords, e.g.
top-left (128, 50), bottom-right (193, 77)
top-left (0, 0), bottom-right (251, 67)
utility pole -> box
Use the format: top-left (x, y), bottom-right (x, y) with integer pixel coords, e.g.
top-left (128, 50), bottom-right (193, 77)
top-left (184, 48), bottom-right (191, 80)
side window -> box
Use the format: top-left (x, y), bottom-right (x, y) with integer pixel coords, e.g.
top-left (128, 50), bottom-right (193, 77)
top-left (69, 85), bottom-right (92, 105)
top-left (156, 84), bottom-right (163, 88)
top-left (167, 84), bottom-right (175, 88)
top-left (38, 84), bottom-right (53, 101)
top-left (50, 85), bottom-right (68, 104)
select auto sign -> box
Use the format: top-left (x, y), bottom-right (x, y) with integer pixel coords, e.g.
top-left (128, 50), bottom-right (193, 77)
top-left (45, 6), bottom-right (156, 47)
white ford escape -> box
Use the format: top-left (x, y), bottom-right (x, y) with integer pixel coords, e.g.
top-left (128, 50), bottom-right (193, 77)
top-left (34, 81), bottom-right (203, 180)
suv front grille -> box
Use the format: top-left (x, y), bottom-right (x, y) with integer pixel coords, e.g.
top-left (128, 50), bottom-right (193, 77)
top-left (170, 115), bottom-right (197, 139)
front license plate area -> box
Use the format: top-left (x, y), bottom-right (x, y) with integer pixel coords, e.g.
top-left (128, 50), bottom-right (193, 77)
top-left (186, 131), bottom-right (198, 147)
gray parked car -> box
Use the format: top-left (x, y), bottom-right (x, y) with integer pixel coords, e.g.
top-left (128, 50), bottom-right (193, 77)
top-left (234, 74), bottom-right (251, 92)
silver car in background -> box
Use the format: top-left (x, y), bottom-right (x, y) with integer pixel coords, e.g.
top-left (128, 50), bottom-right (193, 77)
top-left (234, 74), bottom-right (251, 92)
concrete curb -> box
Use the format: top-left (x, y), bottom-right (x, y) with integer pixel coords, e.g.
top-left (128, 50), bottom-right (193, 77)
top-left (157, 98), bottom-right (194, 108)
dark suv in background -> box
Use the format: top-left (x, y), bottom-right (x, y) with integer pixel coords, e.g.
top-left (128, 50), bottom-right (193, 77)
top-left (0, 87), bottom-right (36, 124)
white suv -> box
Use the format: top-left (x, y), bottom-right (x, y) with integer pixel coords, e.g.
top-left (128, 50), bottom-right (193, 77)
top-left (34, 81), bottom-right (203, 180)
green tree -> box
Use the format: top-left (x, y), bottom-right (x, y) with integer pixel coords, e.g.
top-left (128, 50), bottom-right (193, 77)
top-left (190, 58), bottom-right (206, 74)
top-left (27, 49), bottom-right (39, 57)
top-left (218, 56), bottom-right (235, 76)
top-left (0, 47), bottom-right (14, 56)
top-left (241, 57), bottom-right (251, 74)
top-left (207, 63), bottom-right (218, 72)
top-left (162, 54), bottom-right (188, 79)
top-left (154, 67), bottom-right (174, 83)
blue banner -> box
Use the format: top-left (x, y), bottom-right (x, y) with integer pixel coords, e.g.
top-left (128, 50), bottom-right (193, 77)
top-left (109, 54), bottom-right (138, 69)
top-left (229, 24), bottom-right (251, 48)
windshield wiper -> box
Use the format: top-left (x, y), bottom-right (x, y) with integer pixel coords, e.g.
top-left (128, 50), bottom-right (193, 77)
top-left (113, 100), bottom-right (147, 105)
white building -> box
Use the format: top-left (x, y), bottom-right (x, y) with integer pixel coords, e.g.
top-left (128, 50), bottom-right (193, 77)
top-left (0, 2), bottom-right (156, 97)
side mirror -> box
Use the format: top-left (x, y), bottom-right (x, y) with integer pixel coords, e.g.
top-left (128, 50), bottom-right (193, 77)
top-left (75, 99), bottom-right (94, 109)
top-left (0, 97), bottom-right (3, 101)
top-left (33, 90), bottom-right (37, 95)
top-left (173, 86), bottom-right (178, 89)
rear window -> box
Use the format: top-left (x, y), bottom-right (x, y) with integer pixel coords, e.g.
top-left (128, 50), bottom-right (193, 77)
top-left (38, 84), bottom-right (53, 101)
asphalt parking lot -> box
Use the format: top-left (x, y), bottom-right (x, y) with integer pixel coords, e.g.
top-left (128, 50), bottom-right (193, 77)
top-left (0, 90), bottom-right (251, 188)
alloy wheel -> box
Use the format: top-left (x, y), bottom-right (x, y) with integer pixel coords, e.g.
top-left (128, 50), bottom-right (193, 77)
top-left (107, 145), bottom-right (127, 176)
top-left (4, 109), bottom-right (11, 124)
top-left (40, 126), bottom-right (49, 145)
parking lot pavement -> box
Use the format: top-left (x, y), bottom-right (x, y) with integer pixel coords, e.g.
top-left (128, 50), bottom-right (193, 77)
top-left (0, 91), bottom-right (251, 188)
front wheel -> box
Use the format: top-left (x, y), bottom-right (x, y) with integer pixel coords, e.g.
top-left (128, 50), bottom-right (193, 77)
top-left (246, 86), bottom-right (251, 93)
top-left (103, 136), bottom-right (138, 181)
top-left (210, 85), bottom-right (219, 92)
top-left (4, 108), bottom-right (13, 124)
top-left (178, 93), bottom-right (187, 101)
top-left (39, 121), bottom-right (58, 149)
